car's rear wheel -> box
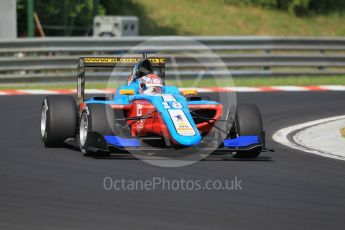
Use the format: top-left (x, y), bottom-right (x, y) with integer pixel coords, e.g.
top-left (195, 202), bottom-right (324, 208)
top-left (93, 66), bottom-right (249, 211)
top-left (232, 104), bottom-right (264, 158)
top-left (79, 104), bottom-right (114, 157)
top-left (41, 95), bottom-right (77, 147)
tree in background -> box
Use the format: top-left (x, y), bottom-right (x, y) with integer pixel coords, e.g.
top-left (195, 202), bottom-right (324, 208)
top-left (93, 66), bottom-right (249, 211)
top-left (17, 0), bottom-right (175, 36)
top-left (17, 0), bottom-right (105, 36)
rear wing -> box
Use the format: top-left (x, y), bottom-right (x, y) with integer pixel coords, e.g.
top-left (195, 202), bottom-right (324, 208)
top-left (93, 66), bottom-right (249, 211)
top-left (77, 57), bottom-right (165, 105)
top-left (79, 57), bottom-right (165, 67)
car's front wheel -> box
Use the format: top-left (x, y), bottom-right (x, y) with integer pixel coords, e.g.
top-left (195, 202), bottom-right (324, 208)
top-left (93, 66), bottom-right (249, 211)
top-left (232, 104), bottom-right (264, 158)
top-left (79, 104), bottom-right (114, 157)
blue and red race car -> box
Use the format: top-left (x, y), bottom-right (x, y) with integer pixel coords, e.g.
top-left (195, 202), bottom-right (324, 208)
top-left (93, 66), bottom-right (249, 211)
top-left (41, 55), bottom-right (267, 158)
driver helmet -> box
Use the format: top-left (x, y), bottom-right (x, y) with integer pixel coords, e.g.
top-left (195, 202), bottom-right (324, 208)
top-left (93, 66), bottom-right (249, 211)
top-left (138, 74), bottom-right (163, 95)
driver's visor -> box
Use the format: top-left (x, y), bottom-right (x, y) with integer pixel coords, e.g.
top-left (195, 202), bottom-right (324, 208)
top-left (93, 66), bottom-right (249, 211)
top-left (144, 84), bottom-right (163, 94)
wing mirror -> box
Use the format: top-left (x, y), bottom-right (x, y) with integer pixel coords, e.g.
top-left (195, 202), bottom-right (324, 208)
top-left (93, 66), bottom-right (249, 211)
top-left (182, 89), bottom-right (198, 97)
top-left (119, 89), bottom-right (135, 95)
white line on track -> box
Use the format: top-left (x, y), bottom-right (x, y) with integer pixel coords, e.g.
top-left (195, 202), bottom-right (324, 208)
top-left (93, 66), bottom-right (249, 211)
top-left (228, 87), bottom-right (262, 92)
top-left (84, 89), bottom-right (110, 94)
top-left (318, 85), bottom-right (345, 91)
top-left (272, 115), bottom-right (345, 161)
top-left (270, 86), bottom-right (309, 91)
top-left (19, 89), bottom-right (58, 95)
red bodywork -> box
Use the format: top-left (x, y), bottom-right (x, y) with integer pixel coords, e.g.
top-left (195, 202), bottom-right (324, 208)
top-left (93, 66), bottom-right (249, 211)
top-left (111, 101), bottom-right (223, 138)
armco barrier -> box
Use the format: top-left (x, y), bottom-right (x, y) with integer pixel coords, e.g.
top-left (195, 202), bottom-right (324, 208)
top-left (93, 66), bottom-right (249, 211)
top-left (0, 36), bottom-right (344, 83)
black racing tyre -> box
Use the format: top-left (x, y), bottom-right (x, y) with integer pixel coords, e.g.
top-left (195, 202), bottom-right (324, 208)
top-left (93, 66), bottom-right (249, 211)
top-left (41, 95), bottom-right (77, 147)
top-left (232, 104), bottom-right (264, 158)
top-left (79, 104), bottom-right (114, 156)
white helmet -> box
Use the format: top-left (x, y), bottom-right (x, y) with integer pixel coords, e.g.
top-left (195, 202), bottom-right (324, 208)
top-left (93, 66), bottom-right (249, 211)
top-left (138, 74), bottom-right (163, 95)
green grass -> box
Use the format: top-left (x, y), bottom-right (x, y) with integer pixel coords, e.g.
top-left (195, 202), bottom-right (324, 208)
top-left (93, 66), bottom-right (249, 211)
top-left (171, 76), bottom-right (345, 87)
top-left (232, 76), bottom-right (345, 86)
top-left (1, 76), bottom-right (344, 90)
top-left (133, 0), bottom-right (345, 36)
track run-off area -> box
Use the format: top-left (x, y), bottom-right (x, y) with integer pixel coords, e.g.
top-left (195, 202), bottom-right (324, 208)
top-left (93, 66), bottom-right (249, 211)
top-left (0, 91), bottom-right (345, 229)
top-left (273, 115), bottom-right (345, 161)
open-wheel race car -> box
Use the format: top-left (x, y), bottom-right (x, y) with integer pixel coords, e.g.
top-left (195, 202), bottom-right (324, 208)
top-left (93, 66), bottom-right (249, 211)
top-left (40, 55), bottom-right (268, 159)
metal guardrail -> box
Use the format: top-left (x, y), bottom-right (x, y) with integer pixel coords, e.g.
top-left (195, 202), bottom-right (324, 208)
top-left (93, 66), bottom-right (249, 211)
top-left (0, 36), bottom-right (344, 84)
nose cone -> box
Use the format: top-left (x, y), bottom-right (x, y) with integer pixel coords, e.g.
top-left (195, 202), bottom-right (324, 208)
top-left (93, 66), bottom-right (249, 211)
top-left (174, 133), bottom-right (201, 146)
top-left (139, 93), bottom-right (202, 147)
top-left (164, 107), bottom-right (201, 147)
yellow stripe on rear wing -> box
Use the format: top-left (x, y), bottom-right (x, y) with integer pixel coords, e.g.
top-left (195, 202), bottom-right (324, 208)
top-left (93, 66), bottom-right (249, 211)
top-left (79, 57), bottom-right (165, 67)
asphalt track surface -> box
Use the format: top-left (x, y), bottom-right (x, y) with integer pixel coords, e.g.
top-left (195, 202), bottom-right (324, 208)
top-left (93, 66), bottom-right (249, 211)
top-left (1, 92), bottom-right (345, 230)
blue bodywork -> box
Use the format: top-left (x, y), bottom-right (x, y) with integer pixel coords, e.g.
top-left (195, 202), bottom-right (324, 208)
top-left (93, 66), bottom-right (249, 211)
top-left (84, 82), bottom-right (261, 150)
top-left (224, 136), bottom-right (259, 148)
top-left (104, 136), bottom-right (141, 147)
top-left (85, 84), bottom-right (205, 147)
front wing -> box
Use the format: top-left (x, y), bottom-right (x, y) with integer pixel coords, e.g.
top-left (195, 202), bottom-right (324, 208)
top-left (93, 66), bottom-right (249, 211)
top-left (65, 132), bottom-right (266, 156)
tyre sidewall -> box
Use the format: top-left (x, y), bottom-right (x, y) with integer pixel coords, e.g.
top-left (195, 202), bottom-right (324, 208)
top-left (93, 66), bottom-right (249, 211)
top-left (79, 104), bottom-right (113, 154)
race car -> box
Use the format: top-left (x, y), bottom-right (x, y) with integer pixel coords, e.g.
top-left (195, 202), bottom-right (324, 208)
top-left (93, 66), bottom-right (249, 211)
top-left (40, 55), bottom-right (267, 158)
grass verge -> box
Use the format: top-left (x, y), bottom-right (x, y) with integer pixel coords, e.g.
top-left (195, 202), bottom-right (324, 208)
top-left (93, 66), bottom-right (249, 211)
top-left (134, 0), bottom-right (345, 36)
